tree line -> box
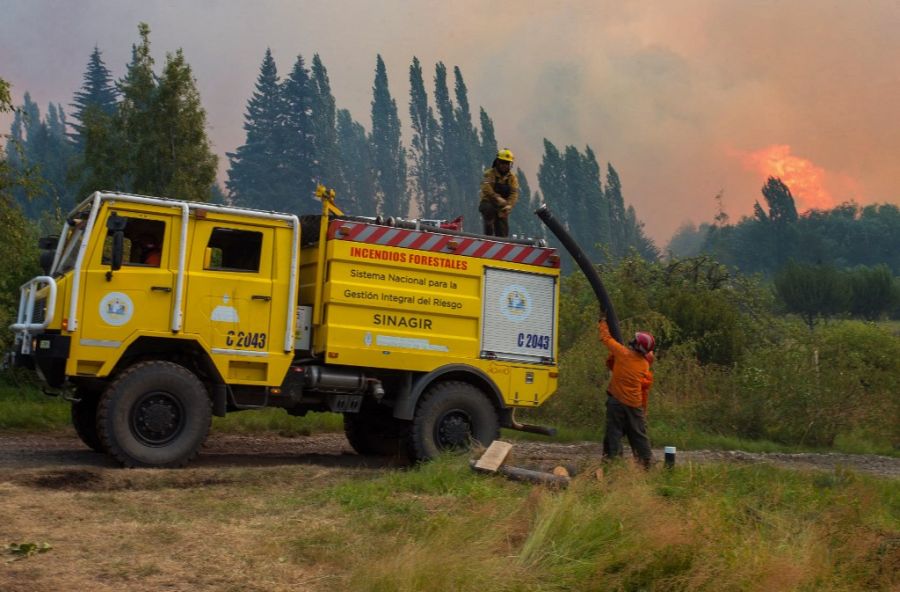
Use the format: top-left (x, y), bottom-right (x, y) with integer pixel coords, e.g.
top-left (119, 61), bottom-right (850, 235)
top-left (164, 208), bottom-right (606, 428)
top-left (669, 177), bottom-right (900, 275)
top-left (667, 177), bottom-right (900, 321)
top-left (5, 22), bottom-right (656, 260)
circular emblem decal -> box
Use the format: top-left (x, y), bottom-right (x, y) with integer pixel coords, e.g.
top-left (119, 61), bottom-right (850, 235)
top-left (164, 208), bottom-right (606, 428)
top-left (499, 285), bottom-right (532, 322)
top-left (99, 292), bottom-right (134, 326)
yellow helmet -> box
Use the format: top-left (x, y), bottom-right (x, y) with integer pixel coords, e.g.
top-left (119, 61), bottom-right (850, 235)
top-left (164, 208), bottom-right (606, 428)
top-left (496, 148), bottom-right (515, 163)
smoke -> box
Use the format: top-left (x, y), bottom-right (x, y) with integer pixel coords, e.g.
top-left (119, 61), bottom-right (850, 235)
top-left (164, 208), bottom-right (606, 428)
top-left (1, 0), bottom-right (898, 243)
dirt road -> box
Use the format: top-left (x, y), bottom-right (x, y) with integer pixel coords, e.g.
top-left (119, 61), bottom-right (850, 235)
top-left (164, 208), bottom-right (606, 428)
top-left (1, 431), bottom-right (897, 478)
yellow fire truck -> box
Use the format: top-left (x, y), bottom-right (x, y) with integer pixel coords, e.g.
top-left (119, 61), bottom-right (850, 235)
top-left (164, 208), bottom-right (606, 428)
top-left (11, 190), bottom-right (561, 467)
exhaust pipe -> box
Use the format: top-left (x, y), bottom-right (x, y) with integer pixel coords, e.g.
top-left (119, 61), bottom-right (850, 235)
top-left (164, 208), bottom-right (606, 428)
top-left (535, 204), bottom-right (623, 343)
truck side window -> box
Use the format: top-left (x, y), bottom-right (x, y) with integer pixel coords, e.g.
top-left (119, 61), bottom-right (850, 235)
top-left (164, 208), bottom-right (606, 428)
top-left (205, 228), bottom-right (262, 272)
top-left (101, 217), bottom-right (166, 267)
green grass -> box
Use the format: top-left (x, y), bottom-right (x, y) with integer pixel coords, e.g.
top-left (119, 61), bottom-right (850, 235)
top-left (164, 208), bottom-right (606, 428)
top-left (212, 408), bottom-right (342, 436)
top-left (0, 382), bottom-right (343, 435)
top-left (0, 383), bottom-right (69, 430)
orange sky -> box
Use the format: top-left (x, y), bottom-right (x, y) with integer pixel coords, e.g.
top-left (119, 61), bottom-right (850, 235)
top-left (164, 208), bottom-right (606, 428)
top-left (2, 1), bottom-right (898, 244)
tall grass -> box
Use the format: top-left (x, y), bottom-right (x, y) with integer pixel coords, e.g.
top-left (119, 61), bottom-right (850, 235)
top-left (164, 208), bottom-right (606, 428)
top-left (298, 456), bottom-right (899, 591)
top-left (522, 319), bottom-right (900, 456)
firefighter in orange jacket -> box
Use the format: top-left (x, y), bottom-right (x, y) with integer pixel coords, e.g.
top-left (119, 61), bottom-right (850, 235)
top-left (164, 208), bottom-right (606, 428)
top-left (479, 149), bottom-right (519, 237)
top-left (598, 318), bottom-right (655, 468)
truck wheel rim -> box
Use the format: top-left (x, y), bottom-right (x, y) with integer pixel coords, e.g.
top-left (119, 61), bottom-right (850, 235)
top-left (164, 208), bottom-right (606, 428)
top-left (130, 391), bottom-right (185, 446)
top-left (435, 410), bottom-right (472, 450)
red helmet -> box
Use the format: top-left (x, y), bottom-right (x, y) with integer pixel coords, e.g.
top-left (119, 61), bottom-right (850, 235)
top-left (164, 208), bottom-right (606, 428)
top-left (631, 332), bottom-right (655, 354)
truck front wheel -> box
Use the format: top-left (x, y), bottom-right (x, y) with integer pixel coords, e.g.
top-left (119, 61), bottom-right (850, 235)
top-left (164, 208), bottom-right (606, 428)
top-left (98, 361), bottom-right (212, 468)
top-left (71, 388), bottom-right (104, 453)
top-left (409, 381), bottom-right (499, 461)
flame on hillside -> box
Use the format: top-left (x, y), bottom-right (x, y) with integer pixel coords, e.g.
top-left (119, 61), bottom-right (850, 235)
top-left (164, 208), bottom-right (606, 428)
top-left (737, 144), bottom-right (840, 211)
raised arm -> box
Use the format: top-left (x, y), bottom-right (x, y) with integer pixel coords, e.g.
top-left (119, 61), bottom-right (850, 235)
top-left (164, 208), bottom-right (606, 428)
top-left (598, 319), bottom-right (629, 357)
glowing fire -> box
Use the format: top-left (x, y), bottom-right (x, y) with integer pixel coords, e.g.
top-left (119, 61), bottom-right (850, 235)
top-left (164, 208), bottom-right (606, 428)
top-left (737, 144), bottom-right (841, 211)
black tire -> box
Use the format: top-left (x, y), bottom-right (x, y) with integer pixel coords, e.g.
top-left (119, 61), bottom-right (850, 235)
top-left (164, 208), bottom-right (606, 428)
top-left (71, 388), bottom-right (104, 453)
top-left (409, 381), bottom-right (499, 461)
top-left (343, 407), bottom-right (410, 457)
top-left (97, 361), bottom-right (212, 468)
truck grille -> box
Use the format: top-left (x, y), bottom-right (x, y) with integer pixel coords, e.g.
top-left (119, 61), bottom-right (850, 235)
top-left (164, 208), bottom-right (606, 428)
top-left (31, 298), bottom-right (46, 324)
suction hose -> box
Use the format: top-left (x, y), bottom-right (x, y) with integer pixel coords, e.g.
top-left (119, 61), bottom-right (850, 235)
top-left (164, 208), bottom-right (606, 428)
top-left (535, 204), bottom-right (623, 343)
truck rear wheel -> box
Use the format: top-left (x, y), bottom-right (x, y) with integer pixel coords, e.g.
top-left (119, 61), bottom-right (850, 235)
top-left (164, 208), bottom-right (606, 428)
top-left (409, 381), bottom-right (499, 461)
top-left (98, 361), bottom-right (212, 468)
top-left (71, 388), bottom-right (104, 453)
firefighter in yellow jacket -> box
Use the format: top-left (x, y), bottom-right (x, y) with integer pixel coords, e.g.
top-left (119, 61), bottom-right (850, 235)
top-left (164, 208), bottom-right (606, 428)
top-left (598, 318), bottom-right (655, 468)
top-left (479, 149), bottom-right (519, 237)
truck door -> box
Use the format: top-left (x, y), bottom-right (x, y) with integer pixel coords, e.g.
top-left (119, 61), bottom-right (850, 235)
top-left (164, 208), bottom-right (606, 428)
top-left (80, 211), bottom-right (175, 346)
top-left (183, 221), bottom-right (274, 379)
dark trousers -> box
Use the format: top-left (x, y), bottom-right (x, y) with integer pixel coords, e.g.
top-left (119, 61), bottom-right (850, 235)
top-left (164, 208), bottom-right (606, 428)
top-left (603, 394), bottom-right (652, 468)
top-left (479, 201), bottom-right (509, 237)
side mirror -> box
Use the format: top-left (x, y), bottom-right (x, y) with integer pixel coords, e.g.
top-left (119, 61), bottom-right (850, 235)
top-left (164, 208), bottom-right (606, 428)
top-left (106, 213), bottom-right (128, 273)
top-left (111, 231), bottom-right (124, 271)
top-left (38, 235), bottom-right (59, 250)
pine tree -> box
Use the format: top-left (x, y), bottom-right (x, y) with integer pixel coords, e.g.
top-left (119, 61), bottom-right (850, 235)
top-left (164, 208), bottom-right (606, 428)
top-left (154, 49), bottom-right (217, 202)
top-left (310, 54), bottom-right (341, 195)
top-left (408, 56), bottom-right (444, 217)
top-left (69, 46), bottom-right (118, 152)
top-left (6, 94), bottom-right (75, 218)
top-left (369, 55), bottom-right (407, 217)
top-left (75, 100), bottom-right (124, 197)
top-left (117, 22), bottom-right (159, 193)
top-left (281, 54), bottom-right (317, 213)
top-left (336, 108), bottom-right (375, 214)
top-left (227, 48), bottom-right (285, 207)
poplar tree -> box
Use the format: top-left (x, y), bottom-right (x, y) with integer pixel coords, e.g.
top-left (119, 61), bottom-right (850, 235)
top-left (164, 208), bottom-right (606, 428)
top-left (604, 163), bottom-right (628, 257)
top-left (452, 66), bottom-right (481, 220)
top-left (539, 142), bottom-right (656, 261)
top-left (310, 54), bottom-right (342, 195)
top-left (408, 56), bottom-right (444, 217)
top-left (537, 139), bottom-right (565, 221)
top-left (478, 107), bottom-right (497, 169)
top-left (432, 62), bottom-right (458, 218)
top-left (509, 167), bottom-right (544, 240)
top-left (281, 54), bottom-right (317, 212)
top-left (336, 108), bottom-right (375, 214)
top-left (369, 55), bottom-right (407, 217)
top-left (227, 48), bottom-right (285, 208)
top-left (582, 146), bottom-right (610, 259)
